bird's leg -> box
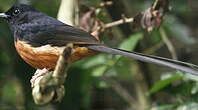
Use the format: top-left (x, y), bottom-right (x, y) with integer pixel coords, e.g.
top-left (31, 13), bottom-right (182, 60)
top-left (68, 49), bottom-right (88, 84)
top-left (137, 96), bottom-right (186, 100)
top-left (30, 68), bottom-right (49, 88)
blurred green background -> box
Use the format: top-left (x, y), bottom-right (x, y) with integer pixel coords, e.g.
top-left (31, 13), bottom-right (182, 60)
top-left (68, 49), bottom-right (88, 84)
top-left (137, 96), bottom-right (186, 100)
top-left (0, 0), bottom-right (198, 110)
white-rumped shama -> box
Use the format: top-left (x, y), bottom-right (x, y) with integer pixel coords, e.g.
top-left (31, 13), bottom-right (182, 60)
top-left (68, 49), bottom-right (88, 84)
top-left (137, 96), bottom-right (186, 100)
top-left (0, 4), bottom-right (197, 75)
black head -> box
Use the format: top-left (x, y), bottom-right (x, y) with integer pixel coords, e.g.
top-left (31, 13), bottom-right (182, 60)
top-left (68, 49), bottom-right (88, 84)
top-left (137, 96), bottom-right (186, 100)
top-left (0, 4), bottom-right (39, 25)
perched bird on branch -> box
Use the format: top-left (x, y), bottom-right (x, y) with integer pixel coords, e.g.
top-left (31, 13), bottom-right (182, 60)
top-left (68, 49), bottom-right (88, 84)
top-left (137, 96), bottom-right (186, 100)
top-left (0, 4), bottom-right (197, 86)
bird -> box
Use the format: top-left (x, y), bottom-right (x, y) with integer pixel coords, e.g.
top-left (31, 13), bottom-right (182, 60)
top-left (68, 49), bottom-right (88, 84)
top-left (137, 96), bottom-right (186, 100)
top-left (0, 4), bottom-right (197, 86)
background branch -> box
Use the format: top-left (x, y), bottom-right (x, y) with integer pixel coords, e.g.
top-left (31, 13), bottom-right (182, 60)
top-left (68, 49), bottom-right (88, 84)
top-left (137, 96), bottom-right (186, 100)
top-left (92, 0), bottom-right (169, 33)
top-left (160, 27), bottom-right (177, 60)
top-left (104, 17), bottom-right (134, 29)
top-left (57, 0), bottom-right (77, 25)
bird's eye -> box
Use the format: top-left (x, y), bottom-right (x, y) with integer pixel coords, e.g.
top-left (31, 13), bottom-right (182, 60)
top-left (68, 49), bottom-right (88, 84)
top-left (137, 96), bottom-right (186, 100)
top-left (13, 9), bottom-right (21, 16)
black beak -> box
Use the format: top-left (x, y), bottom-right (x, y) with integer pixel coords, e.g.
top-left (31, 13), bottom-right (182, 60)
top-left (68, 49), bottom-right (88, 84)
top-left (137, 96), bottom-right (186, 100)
top-left (0, 13), bottom-right (9, 19)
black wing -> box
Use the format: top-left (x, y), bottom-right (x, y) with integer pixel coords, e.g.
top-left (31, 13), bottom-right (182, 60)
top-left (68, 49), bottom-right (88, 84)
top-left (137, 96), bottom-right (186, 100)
top-left (26, 24), bottom-right (100, 47)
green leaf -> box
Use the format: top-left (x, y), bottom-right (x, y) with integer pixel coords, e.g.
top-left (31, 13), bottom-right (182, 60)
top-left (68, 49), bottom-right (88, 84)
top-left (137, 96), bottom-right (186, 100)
top-left (92, 65), bottom-right (108, 77)
top-left (79, 54), bottom-right (107, 69)
top-left (148, 74), bottom-right (183, 95)
top-left (119, 33), bottom-right (143, 51)
top-left (113, 33), bottom-right (143, 60)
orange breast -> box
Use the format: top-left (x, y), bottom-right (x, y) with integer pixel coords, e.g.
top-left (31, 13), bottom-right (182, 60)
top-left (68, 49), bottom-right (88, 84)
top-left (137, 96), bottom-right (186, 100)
top-left (15, 41), bottom-right (98, 70)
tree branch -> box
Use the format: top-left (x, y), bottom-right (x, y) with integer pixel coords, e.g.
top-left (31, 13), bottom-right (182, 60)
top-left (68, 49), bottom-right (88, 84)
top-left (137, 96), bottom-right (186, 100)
top-left (57, 0), bottom-right (77, 25)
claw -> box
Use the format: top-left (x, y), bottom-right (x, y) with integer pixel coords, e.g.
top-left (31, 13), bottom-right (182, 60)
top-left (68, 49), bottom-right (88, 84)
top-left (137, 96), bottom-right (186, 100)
top-left (31, 68), bottom-right (49, 88)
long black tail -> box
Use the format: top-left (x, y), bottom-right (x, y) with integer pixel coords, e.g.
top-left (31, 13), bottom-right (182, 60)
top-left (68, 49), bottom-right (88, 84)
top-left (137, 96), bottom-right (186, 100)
top-left (85, 44), bottom-right (198, 75)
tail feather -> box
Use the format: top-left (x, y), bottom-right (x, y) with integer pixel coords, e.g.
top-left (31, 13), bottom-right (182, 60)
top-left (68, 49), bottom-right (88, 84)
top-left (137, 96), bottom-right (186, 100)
top-left (86, 45), bottom-right (198, 75)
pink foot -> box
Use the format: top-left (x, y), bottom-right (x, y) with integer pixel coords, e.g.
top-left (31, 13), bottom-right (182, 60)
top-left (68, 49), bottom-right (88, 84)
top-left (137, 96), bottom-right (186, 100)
top-left (30, 68), bottom-right (49, 88)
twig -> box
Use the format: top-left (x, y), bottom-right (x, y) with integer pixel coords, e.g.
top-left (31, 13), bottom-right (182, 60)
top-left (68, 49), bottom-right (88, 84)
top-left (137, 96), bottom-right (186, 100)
top-left (99, 1), bottom-right (113, 7)
top-left (160, 28), bottom-right (177, 60)
top-left (104, 17), bottom-right (134, 29)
